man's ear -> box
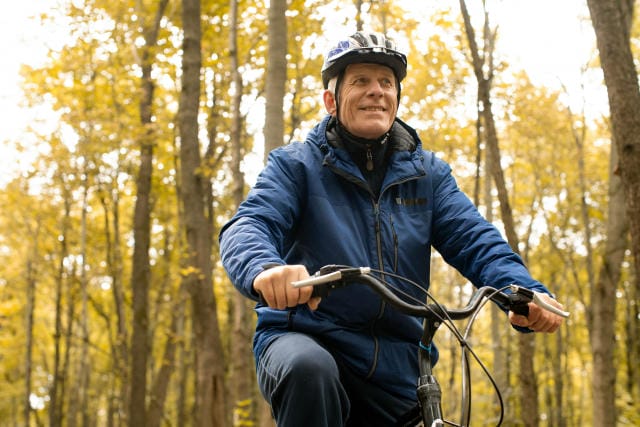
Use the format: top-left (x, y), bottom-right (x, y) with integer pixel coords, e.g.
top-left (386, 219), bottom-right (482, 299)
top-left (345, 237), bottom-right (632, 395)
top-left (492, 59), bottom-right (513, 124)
top-left (323, 90), bottom-right (337, 115)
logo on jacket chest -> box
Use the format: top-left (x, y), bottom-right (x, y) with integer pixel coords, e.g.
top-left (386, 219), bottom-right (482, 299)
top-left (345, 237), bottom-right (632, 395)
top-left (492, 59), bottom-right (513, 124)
top-left (395, 197), bottom-right (427, 207)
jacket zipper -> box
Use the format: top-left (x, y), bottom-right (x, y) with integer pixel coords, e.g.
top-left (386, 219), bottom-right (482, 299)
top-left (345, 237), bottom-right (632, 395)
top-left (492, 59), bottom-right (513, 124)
top-left (327, 159), bottom-right (424, 379)
top-left (366, 201), bottom-right (385, 379)
top-left (366, 148), bottom-right (374, 171)
top-left (390, 214), bottom-right (399, 272)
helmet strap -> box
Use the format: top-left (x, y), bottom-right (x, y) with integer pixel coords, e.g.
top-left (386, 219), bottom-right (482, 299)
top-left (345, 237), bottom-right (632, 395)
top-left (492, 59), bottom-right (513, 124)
top-left (333, 72), bottom-right (344, 121)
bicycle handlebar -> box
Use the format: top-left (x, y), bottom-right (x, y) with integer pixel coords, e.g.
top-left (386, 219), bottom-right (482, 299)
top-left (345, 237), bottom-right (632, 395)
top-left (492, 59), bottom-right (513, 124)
top-left (291, 265), bottom-right (570, 319)
top-left (292, 265), bottom-right (568, 426)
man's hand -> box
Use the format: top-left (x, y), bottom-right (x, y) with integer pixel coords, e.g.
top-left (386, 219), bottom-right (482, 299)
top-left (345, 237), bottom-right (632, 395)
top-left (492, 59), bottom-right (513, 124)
top-left (253, 264), bottom-right (322, 310)
top-left (509, 293), bottom-right (565, 333)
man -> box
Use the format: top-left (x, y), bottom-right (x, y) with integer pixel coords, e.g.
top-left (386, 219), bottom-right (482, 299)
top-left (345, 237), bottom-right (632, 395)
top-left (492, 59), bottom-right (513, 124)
top-left (219, 31), bottom-right (564, 426)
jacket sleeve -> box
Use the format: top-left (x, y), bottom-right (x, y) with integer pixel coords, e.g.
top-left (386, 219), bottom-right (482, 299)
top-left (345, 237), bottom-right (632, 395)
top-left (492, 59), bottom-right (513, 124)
top-left (218, 145), bottom-right (306, 301)
top-left (429, 156), bottom-right (551, 296)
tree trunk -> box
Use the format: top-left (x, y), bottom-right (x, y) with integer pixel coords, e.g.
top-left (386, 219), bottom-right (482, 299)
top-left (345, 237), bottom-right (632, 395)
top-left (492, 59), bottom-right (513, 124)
top-left (243, 2), bottom-right (288, 423)
top-left (586, 1), bottom-right (640, 423)
top-left (262, 0), bottom-right (288, 160)
top-left (78, 180), bottom-right (91, 427)
top-left (147, 155), bottom-right (186, 427)
top-left (24, 224), bottom-right (39, 427)
top-left (587, 0), bottom-right (640, 331)
top-left (176, 321), bottom-right (191, 427)
top-left (623, 272), bottom-right (640, 405)
top-left (485, 131), bottom-right (510, 417)
top-left (49, 193), bottom-right (70, 427)
top-left (147, 293), bottom-right (186, 427)
top-left (229, 0), bottom-right (257, 423)
top-left (61, 261), bottom-right (77, 426)
top-left (68, 181), bottom-right (91, 427)
top-left (590, 144), bottom-right (627, 425)
top-left (553, 330), bottom-right (567, 427)
top-left (228, 0), bottom-right (244, 212)
top-left (458, 0), bottom-right (519, 251)
top-left (179, 0), bottom-right (227, 425)
top-left (354, 0), bottom-right (364, 31)
top-left (128, 2), bottom-right (169, 426)
top-left (458, 1), bottom-right (539, 423)
top-left (105, 82), bottom-right (131, 425)
top-left (105, 183), bottom-right (129, 423)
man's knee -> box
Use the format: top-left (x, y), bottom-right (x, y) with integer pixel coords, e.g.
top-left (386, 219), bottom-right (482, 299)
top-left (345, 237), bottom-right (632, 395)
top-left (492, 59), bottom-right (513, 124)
top-left (289, 346), bottom-right (339, 380)
top-left (259, 334), bottom-right (349, 426)
top-left (280, 339), bottom-right (340, 389)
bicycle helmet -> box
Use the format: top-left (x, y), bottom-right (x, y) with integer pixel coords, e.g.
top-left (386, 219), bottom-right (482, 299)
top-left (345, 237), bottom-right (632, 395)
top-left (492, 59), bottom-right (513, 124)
top-left (321, 31), bottom-right (407, 89)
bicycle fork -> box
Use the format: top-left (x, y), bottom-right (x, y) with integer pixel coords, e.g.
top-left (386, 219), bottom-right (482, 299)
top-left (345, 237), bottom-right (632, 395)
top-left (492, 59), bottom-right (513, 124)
top-left (417, 315), bottom-right (446, 427)
top-left (417, 373), bottom-right (445, 426)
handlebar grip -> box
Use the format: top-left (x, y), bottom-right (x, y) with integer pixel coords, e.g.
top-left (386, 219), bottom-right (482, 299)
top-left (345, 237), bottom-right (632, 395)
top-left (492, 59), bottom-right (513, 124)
top-left (257, 282), bottom-right (329, 306)
top-left (510, 302), bottom-right (530, 317)
top-left (291, 267), bottom-right (371, 299)
top-left (311, 284), bottom-right (330, 298)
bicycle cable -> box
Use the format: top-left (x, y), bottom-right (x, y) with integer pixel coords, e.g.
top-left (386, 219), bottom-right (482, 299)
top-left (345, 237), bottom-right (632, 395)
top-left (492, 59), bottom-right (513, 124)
top-left (367, 268), bottom-right (510, 426)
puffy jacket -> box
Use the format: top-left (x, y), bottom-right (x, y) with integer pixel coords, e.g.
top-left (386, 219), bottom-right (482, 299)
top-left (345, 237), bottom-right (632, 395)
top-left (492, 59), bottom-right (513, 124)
top-left (219, 114), bottom-right (550, 401)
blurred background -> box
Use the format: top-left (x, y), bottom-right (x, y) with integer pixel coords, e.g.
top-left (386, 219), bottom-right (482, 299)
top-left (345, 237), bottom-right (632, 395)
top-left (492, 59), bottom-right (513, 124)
top-left (0, 0), bottom-right (637, 426)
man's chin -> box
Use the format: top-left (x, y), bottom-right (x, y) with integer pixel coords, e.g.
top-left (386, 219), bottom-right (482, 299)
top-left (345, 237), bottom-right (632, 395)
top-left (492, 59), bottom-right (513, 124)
top-left (348, 119), bottom-right (392, 139)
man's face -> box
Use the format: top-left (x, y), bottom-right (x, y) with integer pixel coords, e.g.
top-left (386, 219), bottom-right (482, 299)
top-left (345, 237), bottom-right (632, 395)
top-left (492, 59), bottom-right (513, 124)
top-left (325, 63), bottom-right (398, 139)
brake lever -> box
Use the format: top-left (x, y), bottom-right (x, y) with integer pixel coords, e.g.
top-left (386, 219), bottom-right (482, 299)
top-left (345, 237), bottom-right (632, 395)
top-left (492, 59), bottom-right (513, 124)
top-left (291, 270), bottom-right (344, 288)
top-left (509, 285), bottom-right (570, 318)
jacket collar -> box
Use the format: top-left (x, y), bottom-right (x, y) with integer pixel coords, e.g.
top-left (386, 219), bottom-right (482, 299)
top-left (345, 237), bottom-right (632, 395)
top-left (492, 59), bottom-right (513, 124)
top-left (308, 115), bottom-right (426, 185)
top-left (319, 115), bottom-right (418, 153)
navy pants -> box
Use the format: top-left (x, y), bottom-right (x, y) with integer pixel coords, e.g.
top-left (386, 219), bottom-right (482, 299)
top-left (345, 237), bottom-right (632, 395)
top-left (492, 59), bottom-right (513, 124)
top-left (256, 332), bottom-right (416, 426)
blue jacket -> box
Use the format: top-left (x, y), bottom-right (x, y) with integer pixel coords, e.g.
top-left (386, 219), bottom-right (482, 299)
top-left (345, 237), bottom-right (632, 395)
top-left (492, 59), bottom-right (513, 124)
top-left (219, 115), bottom-right (549, 401)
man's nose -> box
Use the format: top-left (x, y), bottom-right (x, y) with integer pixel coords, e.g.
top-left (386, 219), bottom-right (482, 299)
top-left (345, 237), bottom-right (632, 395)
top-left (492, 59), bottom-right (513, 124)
top-left (366, 81), bottom-right (384, 95)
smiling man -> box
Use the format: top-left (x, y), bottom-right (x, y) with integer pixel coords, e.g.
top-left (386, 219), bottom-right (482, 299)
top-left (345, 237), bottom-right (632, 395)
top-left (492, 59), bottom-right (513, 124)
top-left (324, 62), bottom-right (398, 139)
top-left (219, 31), bottom-right (565, 426)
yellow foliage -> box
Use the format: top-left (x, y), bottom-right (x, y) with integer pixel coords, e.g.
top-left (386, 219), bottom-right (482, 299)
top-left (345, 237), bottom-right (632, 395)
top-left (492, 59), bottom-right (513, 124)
top-left (0, 0), bottom-right (634, 425)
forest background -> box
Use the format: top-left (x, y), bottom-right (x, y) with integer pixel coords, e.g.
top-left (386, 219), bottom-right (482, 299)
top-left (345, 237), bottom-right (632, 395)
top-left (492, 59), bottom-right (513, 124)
top-left (0, 0), bottom-right (639, 426)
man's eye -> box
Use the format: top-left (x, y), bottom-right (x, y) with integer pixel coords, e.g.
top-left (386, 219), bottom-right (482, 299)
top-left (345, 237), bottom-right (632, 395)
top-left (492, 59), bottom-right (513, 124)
top-left (381, 79), bottom-right (393, 88)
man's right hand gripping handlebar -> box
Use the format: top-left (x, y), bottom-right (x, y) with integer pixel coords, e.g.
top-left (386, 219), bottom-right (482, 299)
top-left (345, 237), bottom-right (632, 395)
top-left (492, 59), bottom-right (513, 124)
top-left (253, 264), bottom-right (322, 311)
